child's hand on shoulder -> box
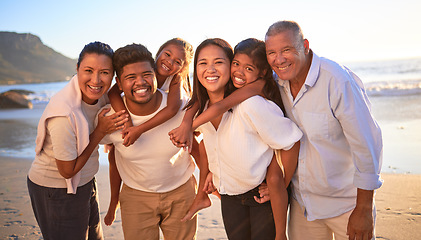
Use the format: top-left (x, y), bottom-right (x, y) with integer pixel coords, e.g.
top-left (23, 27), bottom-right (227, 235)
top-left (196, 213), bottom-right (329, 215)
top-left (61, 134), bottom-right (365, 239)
top-left (122, 126), bottom-right (143, 147)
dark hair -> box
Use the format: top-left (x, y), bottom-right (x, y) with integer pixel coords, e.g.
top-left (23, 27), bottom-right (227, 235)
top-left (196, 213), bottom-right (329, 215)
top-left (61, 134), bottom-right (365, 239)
top-left (156, 38), bottom-right (194, 95)
top-left (234, 38), bottom-right (285, 113)
top-left (77, 41), bottom-right (114, 69)
top-left (113, 43), bottom-right (155, 79)
top-left (185, 38), bottom-right (235, 115)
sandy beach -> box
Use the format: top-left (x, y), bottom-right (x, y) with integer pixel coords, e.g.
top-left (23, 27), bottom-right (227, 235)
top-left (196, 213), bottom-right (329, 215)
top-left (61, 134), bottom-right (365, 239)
top-left (0, 156), bottom-right (228, 240)
top-left (0, 156), bottom-right (419, 240)
top-left (0, 89), bottom-right (420, 239)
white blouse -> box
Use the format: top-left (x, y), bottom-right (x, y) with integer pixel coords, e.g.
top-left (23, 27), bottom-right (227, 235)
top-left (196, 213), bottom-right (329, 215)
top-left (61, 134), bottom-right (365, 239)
top-left (198, 96), bottom-right (302, 195)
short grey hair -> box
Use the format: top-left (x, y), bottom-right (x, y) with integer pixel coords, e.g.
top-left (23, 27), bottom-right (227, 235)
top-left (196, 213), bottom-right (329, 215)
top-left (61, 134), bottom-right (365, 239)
top-left (265, 20), bottom-right (305, 50)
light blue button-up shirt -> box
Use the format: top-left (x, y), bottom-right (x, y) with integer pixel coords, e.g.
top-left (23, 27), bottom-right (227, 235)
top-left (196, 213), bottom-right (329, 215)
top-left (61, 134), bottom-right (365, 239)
top-left (276, 51), bottom-right (383, 221)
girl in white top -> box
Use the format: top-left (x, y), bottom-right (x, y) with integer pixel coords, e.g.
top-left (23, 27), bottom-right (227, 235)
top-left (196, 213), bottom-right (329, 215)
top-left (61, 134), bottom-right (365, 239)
top-left (27, 42), bottom-right (128, 240)
top-left (171, 38), bottom-right (302, 240)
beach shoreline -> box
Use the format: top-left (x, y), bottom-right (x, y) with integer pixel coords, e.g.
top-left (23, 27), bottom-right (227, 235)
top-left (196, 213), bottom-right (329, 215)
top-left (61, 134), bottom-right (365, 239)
top-left (0, 156), bottom-right (420, 239)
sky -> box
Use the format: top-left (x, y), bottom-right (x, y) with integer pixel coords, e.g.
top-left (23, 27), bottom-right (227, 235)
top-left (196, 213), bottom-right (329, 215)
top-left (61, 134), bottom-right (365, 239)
top-left (1, 0), bottom-right (421, 63)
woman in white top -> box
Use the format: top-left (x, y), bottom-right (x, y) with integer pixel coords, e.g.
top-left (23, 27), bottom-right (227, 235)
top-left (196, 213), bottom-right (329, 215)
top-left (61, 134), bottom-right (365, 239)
top-left (27, 42), bottom-right (128, 240)
top-left (184, 38), bottom-right (302, 240)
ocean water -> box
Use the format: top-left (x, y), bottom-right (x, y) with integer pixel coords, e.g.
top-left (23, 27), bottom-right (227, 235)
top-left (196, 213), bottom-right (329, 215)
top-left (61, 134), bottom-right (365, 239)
top-left (1, 57), bottom-right (420, 173)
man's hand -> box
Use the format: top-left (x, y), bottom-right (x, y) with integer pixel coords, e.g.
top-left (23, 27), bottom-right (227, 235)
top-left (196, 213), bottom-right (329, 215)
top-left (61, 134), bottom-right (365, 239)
top-left (347, 189), bottom-right (374, 240)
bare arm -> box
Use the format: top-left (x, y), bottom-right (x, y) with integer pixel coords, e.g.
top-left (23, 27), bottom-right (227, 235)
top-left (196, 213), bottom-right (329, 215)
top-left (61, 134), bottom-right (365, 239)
top-left (108, 84), bottom-right (132, 127)
top-left (55, 108), bottom-right (128, 179)
top-left (168, 101), bottom-right (199, 149)
top-left (122, 75), bottom-right (182, 146)
top-left (347, 189), bottom-right (374, 240)
top-left (279, 141), bottom-right (300, 186)
top-left (192, 78), bottom-right (264, 130)
top-left (266, 153), bottom-right (288, 240)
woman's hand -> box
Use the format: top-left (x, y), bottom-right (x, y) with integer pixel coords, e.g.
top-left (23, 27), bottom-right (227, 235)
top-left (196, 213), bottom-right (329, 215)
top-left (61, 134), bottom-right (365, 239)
top-left (97, 108), bottom-right (128, 135)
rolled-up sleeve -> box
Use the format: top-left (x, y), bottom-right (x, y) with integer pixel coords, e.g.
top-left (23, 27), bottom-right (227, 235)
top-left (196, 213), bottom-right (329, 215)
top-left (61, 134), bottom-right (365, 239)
top-left (332, 73), bottom-right (383, 190)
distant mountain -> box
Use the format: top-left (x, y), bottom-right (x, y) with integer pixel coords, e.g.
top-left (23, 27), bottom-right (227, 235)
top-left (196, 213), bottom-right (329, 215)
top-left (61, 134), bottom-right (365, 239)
top-left (0, 32), bottom-right (77, 85)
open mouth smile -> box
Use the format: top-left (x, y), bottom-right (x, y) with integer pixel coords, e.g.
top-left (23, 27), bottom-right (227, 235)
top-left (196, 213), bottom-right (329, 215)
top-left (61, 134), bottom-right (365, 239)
top-left (278, 64), bottom-right (291, 71)
top-left (88, 85), bottom-right (103, 93)
top-left (233, 76), bottom-right (246, 86)
top-left (206, 76), bottom-right (219, 82)
top-left (161, 63), bottom-right (170, 71)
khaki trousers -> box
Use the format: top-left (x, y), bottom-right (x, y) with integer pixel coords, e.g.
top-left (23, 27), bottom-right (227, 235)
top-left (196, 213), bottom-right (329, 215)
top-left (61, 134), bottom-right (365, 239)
top-left (120, 176), bottom-right (197, 240)
top-left (288, 198), bottom-right (376, 240)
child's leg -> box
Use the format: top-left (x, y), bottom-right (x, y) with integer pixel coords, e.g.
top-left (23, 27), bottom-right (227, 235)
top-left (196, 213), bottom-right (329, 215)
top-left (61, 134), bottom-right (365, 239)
top-left (266, 153), bottom-right (288, 240)
top-left (104, 145), bottom-right (122, 226)
top-left (181, 140), bottom-right (211, 221)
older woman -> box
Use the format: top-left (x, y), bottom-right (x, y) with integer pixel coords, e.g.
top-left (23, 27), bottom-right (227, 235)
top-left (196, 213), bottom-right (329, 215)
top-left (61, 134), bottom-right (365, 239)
top-left (27, 42), bottom-right (127, 240)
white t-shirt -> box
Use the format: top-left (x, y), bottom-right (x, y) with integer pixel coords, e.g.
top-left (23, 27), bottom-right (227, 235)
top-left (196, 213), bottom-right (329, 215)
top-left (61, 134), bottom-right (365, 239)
top-left (160, 75), bottom-right (190, 101)
top-left (101, 90), bottom-right (195, 193)
top-left (28, 101), bottom-right (101, 188)
top-left (198, 96), bottom-right (302, 195)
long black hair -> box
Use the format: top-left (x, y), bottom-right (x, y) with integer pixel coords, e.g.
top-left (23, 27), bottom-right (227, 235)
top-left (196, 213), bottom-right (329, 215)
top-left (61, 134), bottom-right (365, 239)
top-left (185, 38), bottom-right (235, 115)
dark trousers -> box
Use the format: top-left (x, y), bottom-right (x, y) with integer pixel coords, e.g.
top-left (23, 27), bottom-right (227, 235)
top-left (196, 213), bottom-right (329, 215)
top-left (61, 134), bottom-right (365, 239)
top-left (221, 186), bottom-right (276, 240)
top-left (27, 177), bottom-right (103, 240)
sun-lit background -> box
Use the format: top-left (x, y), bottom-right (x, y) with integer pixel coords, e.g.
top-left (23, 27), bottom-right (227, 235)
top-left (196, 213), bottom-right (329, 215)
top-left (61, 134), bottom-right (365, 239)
top-left (1, 0), bottom-right (421, 174)
top-left (1, 0), bottom-right (421, 63)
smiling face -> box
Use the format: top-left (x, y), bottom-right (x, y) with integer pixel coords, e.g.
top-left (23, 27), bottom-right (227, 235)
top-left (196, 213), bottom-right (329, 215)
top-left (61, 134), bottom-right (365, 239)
top-left (231, 53), bottom-right (261, 89)
top-left (117, 61), bottom-right (157, 109)
top-left (196, 45), bottom-right (231, 102)
top-left (155, 44), bottom-right (185, 78)
top-left (265, 30), bottom-right (310, 84)
top-left (77, 53), bottom-right (113, 104)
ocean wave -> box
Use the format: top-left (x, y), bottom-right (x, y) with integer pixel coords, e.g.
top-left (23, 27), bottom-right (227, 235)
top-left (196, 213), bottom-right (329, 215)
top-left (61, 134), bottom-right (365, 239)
top-left (365, 79), bottom-right (421, 96)
top-left (26, 91), bottom-right (56, 103)
top-left (6, 79), bottom-right (421, 102)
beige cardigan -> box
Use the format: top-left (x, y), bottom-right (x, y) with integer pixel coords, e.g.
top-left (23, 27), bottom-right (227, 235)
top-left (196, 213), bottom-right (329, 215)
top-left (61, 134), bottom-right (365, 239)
top-left (35, 75), bottom-right (107, 193)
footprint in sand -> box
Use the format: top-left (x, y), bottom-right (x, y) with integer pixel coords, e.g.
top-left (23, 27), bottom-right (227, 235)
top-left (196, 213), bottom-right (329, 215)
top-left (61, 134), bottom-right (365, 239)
top-left (0, 207), bottom-right (18, 214)
top-left (4, 220), bottom-right (23, 226)
top-left (8, 234), bottom-right (18, 240)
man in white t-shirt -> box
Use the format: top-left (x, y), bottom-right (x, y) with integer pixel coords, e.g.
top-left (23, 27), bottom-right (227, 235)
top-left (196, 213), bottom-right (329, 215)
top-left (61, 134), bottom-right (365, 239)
top-left (99, 44), bottom-right (196, 240)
